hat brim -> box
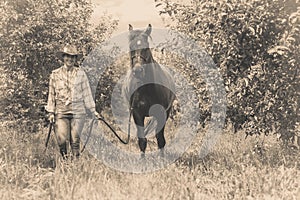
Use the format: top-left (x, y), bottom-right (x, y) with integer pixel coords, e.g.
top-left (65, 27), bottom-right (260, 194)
top-left (56, 51), bottom-right (83, 60)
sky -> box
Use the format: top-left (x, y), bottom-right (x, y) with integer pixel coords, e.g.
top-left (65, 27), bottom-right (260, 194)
top-left (90, 0), bottom-right (188, 35)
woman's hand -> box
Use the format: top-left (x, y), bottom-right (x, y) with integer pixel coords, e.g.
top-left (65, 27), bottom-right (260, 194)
top-left (94, 111), bottom-right (102, 119)
top-left (49, 113), bottom-right (55, 123)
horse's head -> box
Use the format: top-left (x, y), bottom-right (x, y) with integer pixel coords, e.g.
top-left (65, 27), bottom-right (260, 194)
top-left (128, 24), bottom-right (153, 79)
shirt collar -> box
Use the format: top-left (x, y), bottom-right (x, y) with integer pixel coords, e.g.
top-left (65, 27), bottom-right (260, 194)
top-left (63, 64), bottom-right (74, 72)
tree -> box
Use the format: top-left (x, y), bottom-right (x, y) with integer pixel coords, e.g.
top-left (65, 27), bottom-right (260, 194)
top-left (156, 0), bottom-right (299, 142)
top-left (0, 0), bottom-right (117, 131)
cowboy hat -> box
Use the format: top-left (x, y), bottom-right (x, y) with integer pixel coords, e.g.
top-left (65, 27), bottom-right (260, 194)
top-left (57, 44), bottom-right (83, 59)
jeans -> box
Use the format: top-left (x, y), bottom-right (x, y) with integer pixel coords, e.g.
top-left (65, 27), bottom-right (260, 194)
top-left (55, 113), bottom-right (85, 158)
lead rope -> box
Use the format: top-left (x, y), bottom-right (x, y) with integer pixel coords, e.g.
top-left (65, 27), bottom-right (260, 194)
top-left (81, 107), bottom-right (133, 153)
top-left (98, 109), bottom-right (132, 145)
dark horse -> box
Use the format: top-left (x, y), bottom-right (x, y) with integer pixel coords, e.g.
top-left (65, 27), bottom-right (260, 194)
top-left (124, 24), bottom-right (175, 157)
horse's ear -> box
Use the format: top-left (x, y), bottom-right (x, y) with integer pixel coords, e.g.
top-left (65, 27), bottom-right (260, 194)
top-left (145, 24), bottom-right (152, 35)
top-left (129, 24), bottom-right (133, 31)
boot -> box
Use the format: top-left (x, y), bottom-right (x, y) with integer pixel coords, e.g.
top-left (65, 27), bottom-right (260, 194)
top-left (59, 143), bottom-right (68, 160)
top-left (71, 142), bottom-right (80, 159)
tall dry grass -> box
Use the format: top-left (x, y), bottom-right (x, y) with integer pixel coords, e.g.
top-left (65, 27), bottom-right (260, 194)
top-left (0, 121), bottom-right (299, 200)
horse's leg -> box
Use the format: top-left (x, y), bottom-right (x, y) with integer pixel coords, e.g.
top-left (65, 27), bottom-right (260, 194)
top-left (156, 126), bottom-right (166, 157)
top-left (133, 111), bottom-right (147, 156)
top-left (155, 106), bottom-right (172, 157)
top-left (155, 111), bottom-right (168, 157)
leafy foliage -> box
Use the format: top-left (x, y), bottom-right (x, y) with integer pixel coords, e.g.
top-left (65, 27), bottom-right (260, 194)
top-left (0, 0), bottom-right (117, 130)
top-left (156, 0), bottom-right (300, 141)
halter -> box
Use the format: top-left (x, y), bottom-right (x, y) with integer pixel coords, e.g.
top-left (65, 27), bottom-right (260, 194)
top-left (131, 51), bottom-right (148, 65)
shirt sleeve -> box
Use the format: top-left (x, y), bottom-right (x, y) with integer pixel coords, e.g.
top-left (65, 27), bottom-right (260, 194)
top-left (81, 70), bottom-right (96, 113)
top-left (46, 73), bottom-right (55, 113)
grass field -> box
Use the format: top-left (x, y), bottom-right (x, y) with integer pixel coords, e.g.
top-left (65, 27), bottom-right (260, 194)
top-left (0, 121), bottom-right (299, 200)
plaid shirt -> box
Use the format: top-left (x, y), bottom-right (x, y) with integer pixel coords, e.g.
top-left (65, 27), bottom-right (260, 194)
top-left (46, 65), bottom-right (95, 115)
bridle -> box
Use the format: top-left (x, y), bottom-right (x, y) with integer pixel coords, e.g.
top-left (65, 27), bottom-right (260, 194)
top-left (131, 52), bottom-right (148, 66)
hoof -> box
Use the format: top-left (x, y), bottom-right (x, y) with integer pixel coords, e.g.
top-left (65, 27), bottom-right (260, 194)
top-left (140, 152), bottom-right (145, 159)
top-left (159, 148), bottom-right (165, 158)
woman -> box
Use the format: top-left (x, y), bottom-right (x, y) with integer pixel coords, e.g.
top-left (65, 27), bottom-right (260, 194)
top-left (46, 44), bottom-right (100, 159)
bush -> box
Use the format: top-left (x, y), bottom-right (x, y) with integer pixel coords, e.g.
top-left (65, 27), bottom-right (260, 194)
top-left (0, 0), bottom-right (117, 130)
top-left (156, 0), bottom-right (300, 141)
